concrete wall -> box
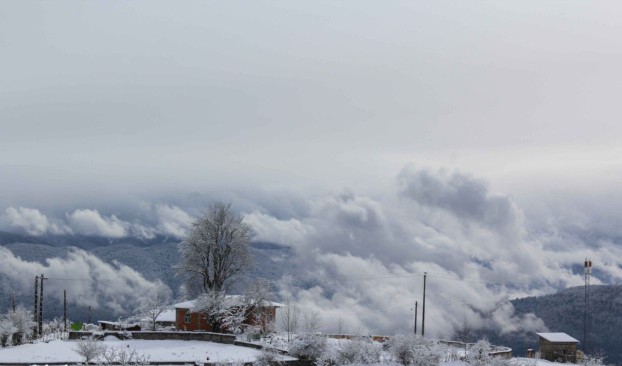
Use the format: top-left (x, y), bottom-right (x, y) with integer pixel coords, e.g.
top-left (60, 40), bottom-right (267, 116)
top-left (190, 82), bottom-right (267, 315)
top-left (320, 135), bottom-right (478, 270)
top-left (68, 331), bottom-right (236, 344)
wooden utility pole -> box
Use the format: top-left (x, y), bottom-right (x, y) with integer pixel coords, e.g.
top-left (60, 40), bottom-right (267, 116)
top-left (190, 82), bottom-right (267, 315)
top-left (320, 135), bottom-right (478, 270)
top-left (413, 301), bottom-right (418, 335)
top-left (12, 291), bottom-right (16, 312)
top-left (422, 272), bottom-right (427, 337)
top-left (63, 289), bottom-right (67, 333)
top-left (88, 305), bottom-right (92, 324)
top-left (39, 273), bottom-right (47, 337)
top-left (34, 275), bottom-right (39, 336)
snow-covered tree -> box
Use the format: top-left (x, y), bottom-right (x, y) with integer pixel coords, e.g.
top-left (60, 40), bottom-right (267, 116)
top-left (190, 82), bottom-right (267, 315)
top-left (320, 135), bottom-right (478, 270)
top-left (0, 316), bottom-right (18, 347)
top-left (134, 282), bottom-right (172, 331)
top-left (3, 307), bottom-right (36, 345)
top-left (176, 202), bottom-right (253, 296)
top-left (193, 290), bottom-right (251, 333)
top-left (74, 337), bottom-right (107, 363)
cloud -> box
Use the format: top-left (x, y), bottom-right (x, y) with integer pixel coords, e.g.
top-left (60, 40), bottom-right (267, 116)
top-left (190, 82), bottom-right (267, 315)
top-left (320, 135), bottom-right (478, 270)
top-left (0, 166), bottom-right (618, 339)
top-left (398, 166), bottom-right (524, 238)
top-left (67, 209), bottom-right (129, 238)
top-left (1, 207), bottom-right (71, 236)
top-left (262, 166), bottom-right (615, 338)
top-left (154, 204), bottom-right (193, 238)
top-left (0, 246), bottom-right (169, 314)
top-left (243, 211), bottom-right (313, 245)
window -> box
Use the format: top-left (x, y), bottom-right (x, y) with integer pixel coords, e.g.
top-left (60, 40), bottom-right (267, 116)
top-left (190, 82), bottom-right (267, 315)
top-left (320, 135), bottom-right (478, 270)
top-left (184, 311), bottom-right (191, 324)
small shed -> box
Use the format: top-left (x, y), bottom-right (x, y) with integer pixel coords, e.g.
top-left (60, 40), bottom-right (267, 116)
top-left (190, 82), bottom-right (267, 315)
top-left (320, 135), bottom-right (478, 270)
top-left (536, 332), bottom-right (580, 363)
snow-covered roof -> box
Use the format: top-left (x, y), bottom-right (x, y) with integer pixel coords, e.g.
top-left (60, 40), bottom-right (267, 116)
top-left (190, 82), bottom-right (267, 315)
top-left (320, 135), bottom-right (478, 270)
top-left (174, 299), bottom-right (197, 309)
top-left (537, 332), bottom-right (579, 343)
top-left (156, 309), bottom-right (176, 322)
top-left (174, 296), bottom-right (282, 309)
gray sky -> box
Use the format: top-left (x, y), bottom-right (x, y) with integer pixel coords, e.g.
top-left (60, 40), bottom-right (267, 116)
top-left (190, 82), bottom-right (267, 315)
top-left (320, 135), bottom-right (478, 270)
top-left (3, 1), bottom-right (622, 205)
top-left (3, 1), bottom-right (622, 336)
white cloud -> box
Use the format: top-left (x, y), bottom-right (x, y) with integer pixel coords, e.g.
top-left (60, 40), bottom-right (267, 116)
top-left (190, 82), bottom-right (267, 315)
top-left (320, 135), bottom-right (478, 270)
top-left (243, 210), bottom-right (313, 246)
top-left (66, 209), bottom-right (128, 238)
top-left (1, 207), bottom-right (70, 236)
top-left (154, 204), bottom-right (193, 238)
top-left (0, 246), bottom-right (170, 314)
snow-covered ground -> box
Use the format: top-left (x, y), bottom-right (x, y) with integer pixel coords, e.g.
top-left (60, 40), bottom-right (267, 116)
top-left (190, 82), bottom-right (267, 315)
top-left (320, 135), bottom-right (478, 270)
top-left (0, 337), bottom-right (282, 363)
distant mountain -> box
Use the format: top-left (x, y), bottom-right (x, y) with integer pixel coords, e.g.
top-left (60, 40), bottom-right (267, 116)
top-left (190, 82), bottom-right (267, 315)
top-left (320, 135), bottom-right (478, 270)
top-left (479, 285), bottom-right (622, 365)
top-left (0, 232), bottom-right (295, 323)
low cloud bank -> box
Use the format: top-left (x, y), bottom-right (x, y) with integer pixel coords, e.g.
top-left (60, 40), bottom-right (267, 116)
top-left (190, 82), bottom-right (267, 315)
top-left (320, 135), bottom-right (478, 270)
top-left (1, 165), bottom-right (619, 338)
top-left (0, 246), bottom-right (169, 315)
top-left (0, 203), bottom-right (194, 240)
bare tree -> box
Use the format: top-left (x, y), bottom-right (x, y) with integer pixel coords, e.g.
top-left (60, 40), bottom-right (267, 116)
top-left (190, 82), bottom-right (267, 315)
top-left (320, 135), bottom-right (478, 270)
top-left (244, 279), bottom-right (276, 334)
top-left (303, 310), bottom-right (322, 334)
top-left (280, 297), bottom-right (299, 342)
top-left (134, 283), bottom-right (172, 331)
top-left (176, 202), bottom-right (253, 295)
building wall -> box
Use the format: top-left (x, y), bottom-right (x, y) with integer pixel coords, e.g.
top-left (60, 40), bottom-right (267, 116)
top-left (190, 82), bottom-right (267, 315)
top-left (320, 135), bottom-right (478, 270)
top-left (175, 308), bottom-right (213, 331)
top-left (539, 340), bottom-right (578, 363)
top-left (175, 306), bottom-right (278, 333)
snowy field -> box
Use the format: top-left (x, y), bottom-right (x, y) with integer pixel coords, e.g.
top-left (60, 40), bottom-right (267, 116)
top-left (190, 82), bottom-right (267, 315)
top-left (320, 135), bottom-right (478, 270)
top-left (0, 338), bottom-right (278, 363)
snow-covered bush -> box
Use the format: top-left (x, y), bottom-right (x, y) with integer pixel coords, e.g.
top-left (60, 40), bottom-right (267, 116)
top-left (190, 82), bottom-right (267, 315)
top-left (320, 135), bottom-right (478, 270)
top-left (74, 337), bottom-right (107, 362)
top-left (465, 339), bottom-right (492, 366)
top-left (288, 334), bottom-right (328, 362)
top-left (579, 353), bottom-right (606, 366)
top-left (99, 347), bottom-right (150, 366)
top-left (387, 335), bottom-right (447, 366)
top-left (388, 335), bottom-right (417, 365)
top-left (254, 347), bottom-right (283, 366)
top-left (336, 336), bottom-right (381, 364)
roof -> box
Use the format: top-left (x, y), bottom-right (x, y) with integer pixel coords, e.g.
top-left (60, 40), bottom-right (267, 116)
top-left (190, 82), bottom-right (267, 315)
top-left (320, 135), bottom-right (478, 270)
top-left (174, 296), bottom-right (283, 309)
top-left (156, 309), bottom-right (176, 322)
top-left (537, 332), bottom-right (580, 343)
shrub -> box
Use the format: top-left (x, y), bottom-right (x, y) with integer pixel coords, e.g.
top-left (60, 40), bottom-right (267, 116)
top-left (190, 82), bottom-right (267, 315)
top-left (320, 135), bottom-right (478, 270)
top-left (74, 337), bottom-right (106, 363)
top-left (336, 336), bottom-right (381, 364)
top-left (288, 334), bottom-right (328, 362)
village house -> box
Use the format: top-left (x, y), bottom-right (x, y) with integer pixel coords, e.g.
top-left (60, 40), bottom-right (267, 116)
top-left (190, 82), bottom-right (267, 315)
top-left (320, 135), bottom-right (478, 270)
top-left (174, 296), bottom-right (281, 333)
top-left (536, 332), bottom-right (580, 363)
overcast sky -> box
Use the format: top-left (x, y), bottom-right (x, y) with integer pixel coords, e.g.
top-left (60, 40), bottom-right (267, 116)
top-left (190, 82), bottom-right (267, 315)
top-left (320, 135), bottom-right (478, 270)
top-left (3, 1), bottom-right (622, 336)
top-left (3, 1), bottom-right (622, 204)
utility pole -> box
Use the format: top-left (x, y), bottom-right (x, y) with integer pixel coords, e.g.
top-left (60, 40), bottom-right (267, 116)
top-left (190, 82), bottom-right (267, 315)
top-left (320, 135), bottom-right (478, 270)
top-left (39, 273), bottom-right (47, 337)
top-left (413, 301), bottom-right (418, 335)
top-left (63, 289), bottom-right (67, 333)
top-left (34, 275), bottom-right (39, 336)
top-left (88, 305), bottom-right (92, 324)
top-left (12, 290), bottom-right (16, 312)
top-left (584, 258), bottom-right (592, 353)
top-left (422, 272), bottom-right (427, 337)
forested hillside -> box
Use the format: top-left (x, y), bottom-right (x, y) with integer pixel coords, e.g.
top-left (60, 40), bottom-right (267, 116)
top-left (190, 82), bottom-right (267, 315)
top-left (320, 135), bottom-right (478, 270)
top-left (481, 285), bottom-right (622, 365)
